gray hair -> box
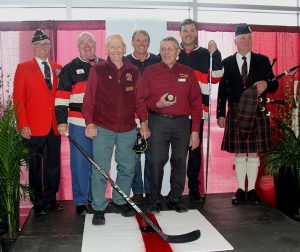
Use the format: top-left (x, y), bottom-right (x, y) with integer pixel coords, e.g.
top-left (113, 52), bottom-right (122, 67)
top-left (77, 32), bottom-right (96, 45)
top-left (105, 34), bottom-right (126, 49)
top-left (132, 30), bottom-right (150, 43)
top-left (160, 36), bottom-right (180, 49)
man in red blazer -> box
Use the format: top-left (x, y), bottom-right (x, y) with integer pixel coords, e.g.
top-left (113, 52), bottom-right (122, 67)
top-left (13, 29), bottom-right (63, 215)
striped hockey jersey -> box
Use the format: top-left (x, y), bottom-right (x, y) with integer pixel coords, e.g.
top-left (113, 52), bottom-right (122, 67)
top-left (55, 57), bottom-right (103, 127)
top-left (178, 45), bottom-right (223, 119)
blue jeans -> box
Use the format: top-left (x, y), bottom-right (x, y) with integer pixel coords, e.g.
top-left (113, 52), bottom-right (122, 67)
top-left (69, 123), bottom-right (92, 205)
top-left (132, 143), bottom-right (151, 194)
top-left (91, 126), bottom-right (136, 211)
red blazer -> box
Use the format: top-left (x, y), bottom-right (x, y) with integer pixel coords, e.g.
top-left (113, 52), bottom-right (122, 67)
top-left (13, 58), bottom-right (62, 136)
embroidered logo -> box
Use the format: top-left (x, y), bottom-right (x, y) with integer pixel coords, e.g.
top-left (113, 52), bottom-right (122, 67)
top-left (76, 69), bottom-right (85, 74)
top-left (178, 73), bottom-right (188, 83)
top-left (126, 73), bottom-right (133, 82)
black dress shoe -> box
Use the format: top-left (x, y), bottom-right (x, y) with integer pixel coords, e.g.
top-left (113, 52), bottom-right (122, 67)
top-left (247, 189), bottom-right (261, 205)
top-left (110, 202), bottom-right (135, 217)
top-left (168, 201), bottom-right (188, 213)
top-left (131, 194), bottom-right (143, 201)
top-left (232, 188), bottom-right (246, 205)
top-left (76, 205), bottom-right (89, 215)
top-left (92, 211), bottom-right (105, 225)
top-left (148, 203), bottom-right (162, 214)
top-left (47, 202), bottom-right (64, 211)
top-left (189, 192), bottom-right (205, 204)
top-left (34, 206), bottom-right (47, 216)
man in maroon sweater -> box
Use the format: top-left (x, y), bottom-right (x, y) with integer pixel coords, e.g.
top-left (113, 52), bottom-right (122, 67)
top-left (82, 34), bottom-right (140, 225)
top-left (136, 36), bottom-right (202, 213)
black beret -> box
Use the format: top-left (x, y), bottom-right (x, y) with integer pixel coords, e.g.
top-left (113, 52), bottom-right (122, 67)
top-left (32, 29), bottom-right (50, 43)
top-left (235, 24), bottom-right (252, 37)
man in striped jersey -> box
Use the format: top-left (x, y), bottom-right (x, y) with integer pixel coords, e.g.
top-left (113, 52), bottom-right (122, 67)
top-left (178, 19), bottom-right (223, 203)
top-left (55, 32), bottom-right (103, 215)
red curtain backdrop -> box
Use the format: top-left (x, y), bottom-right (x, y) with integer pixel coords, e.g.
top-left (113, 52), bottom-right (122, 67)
top-left (0, 21), bottom-right (299, 201)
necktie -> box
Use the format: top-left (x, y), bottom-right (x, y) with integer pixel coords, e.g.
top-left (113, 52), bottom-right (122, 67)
top-left (241, 56), bottom-right (248, 85)
top-left (42, 61), bottom-right (52, 90)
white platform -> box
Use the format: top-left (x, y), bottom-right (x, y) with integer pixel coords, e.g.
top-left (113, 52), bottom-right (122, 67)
top-left (82, 210), bottom-right (234, 252)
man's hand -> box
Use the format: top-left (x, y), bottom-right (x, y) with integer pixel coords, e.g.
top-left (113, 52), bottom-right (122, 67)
top-left (85, 123), bottom-right (97, 139)
top-left (20, 126), bottom-right (31, 139)
top-left (57, 123), bottom-right (68, 136)
top-left (208, 40), bottom-right (217, 54)
top-left (189, 131), bottom-right (200, 150)
top-left (156, 93), bottom-right (176, 108)
top-left (140, 122), bottom-right (151, 139)
top-left (254, 80), bottom-right (268, 95)
top-left (217, 117), bottom-right (226, 128)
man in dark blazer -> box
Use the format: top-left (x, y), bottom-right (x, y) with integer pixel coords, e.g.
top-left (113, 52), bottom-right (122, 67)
top-left (13, 29), bottom-right (63, 215)
top-left (217, 24), bottom-right (278, 205)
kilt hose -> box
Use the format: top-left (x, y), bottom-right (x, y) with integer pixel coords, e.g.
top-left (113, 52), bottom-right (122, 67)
top-left (221, 103), bottom-right (272, 153)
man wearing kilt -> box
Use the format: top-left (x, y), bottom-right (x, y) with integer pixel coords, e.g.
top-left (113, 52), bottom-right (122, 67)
top-left (217, 24), bottom-right (278, 205)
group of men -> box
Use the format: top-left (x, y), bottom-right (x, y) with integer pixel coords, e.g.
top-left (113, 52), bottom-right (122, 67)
top-left (13, 19), bottom-right (278, 225)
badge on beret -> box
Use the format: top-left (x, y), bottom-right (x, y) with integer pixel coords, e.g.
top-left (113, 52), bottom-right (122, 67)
top-left (32, 29), bottom-right (50, 43)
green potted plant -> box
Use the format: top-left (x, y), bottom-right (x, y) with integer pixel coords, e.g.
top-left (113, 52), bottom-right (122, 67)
top-left (0, 70), bottom-right (30, 251)
top-left (264, 79), bottom-right (300, 220)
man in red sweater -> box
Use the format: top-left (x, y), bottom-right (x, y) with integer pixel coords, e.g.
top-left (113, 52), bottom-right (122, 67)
top-left (82, 34), bottom-right (140, 225)
top-left (136, 36), bottom-right (202, 213)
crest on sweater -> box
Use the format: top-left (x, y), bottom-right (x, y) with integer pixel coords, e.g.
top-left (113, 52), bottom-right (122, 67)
top-left (178, 73), bottom-right (188, 83)
top-left (126, 73), bottom-right (133, 82)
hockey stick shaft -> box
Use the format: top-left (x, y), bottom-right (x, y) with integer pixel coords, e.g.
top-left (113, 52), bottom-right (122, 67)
top-left (67, 134), bottom-right (200, 243)
top-left (205, 54), bottom-right (213, 196)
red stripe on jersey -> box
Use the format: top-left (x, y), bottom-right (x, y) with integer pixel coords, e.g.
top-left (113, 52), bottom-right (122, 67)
top-left (136, 214), bottom-right (173, 252)
top-left (71, 81), bottom-right (87, 95)
top-left (69, 111), bottom-right (84, 118)
top-left (203, 104), bottom-right (209, 112)
top-left (56, 90), bottom-right (71, 99)
top-left (193, 70), bottom-right (208, 84)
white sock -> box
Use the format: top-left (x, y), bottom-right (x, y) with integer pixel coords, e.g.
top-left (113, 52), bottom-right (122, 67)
top-left (246, 157), bottom-right (260, 191)
top-left (234, 156), bottom-right (247, 191)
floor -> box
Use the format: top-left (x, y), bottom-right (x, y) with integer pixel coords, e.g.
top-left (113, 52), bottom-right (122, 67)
top-left (10, 194), bottom-right (300, 252)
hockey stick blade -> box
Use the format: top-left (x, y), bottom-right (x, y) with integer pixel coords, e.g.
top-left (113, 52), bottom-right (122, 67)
top-left (67, 135), bottom-right (201, 243)
top-left (165, 229), bottom-right (201, 243)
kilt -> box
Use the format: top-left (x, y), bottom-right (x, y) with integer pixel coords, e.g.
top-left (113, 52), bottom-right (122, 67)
top-left (221, 103), bottom-right (272, 153)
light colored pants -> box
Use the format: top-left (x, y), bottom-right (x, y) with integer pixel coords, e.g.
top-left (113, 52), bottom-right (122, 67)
top-left (91, 126), bottom-right (136, 211)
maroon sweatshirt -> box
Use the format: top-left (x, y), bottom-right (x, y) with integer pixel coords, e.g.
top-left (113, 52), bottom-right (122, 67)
top-left (82, 57), bottom-right (140, 133)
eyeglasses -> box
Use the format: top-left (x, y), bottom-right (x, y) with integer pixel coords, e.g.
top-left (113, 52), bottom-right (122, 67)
top-left (33, 42), bottom-right (50, 48)
top-left (160, 47), bottom-right (178, 53)
top-left (78, 39), bottom-right (96, 47)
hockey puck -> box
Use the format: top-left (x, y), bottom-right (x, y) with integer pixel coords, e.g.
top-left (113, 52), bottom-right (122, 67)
top-left (166, 93), bottom-right (175, 102)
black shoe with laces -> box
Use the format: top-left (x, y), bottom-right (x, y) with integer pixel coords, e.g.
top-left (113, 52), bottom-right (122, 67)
top-left (111, 202), bottom-right (135, 217)
top-left (232, 188), bottom-right (246, 205)
top-left (76, 205), bottom-right (89, 215)
top-left (92, 211), bottom-right (105, 225)
top-left (148, 203), bottom-right (162, 214)
top-left (189, 192), bottom-right (205, 204)
top-left (247, 189), bottom-right (261, 205)
top-left (168, 201), bottom-right (188, 213)
top-left (34, 205), bottom-right (47, 216)
top-left (46, 201), bottom-right (63, 211)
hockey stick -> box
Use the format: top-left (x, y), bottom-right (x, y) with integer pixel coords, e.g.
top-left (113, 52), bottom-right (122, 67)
top-left (204, 53), bottom-right (213, 199)
top-left (67, 134), bottom-right (200, 243)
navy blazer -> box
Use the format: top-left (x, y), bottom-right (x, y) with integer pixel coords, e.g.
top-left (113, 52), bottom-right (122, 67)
top-left (217, 52), bottom-right (278, 118)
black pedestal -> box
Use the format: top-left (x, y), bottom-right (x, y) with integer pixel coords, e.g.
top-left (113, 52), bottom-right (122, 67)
top-left (274, 167), bottom-right (300, 219)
